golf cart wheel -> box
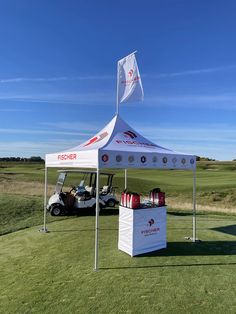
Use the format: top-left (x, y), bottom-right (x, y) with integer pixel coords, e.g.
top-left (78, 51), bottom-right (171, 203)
top-left (107, 199), bottom-right (116, 207)
top-left (50, 205), bottom-right (62, 216)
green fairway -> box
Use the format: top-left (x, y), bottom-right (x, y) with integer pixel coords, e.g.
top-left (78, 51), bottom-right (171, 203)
top-left (0, 161), bottom-right (236, 313)
top-left (0, 213), bottom-right (236, 313)
top-left (0, 161), bottom-right (236, 235)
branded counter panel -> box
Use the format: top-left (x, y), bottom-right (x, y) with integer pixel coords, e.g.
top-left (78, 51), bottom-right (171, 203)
top-left (118, 206), bottom-right (167, 256)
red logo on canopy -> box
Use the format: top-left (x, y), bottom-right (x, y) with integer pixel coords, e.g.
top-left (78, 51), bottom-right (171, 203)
top-left (83, 131), bottom-right (108, 147)
top-left (124, 130), bottom-right (137, 139)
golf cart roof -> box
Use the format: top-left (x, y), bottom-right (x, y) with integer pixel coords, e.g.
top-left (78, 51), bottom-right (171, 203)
top-left (57, 170), bottom-right (114, 176)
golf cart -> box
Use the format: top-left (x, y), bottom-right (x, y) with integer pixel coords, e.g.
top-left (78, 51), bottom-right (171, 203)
top-left (80, 170), bottom-right (119, 207)
top-left (47, 170), bottom-right (118, 216)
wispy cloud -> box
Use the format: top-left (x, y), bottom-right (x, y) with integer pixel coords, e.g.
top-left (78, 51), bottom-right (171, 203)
top-left (0, 127), bottom-right (94, 137)
top-left (0, 92), bottom-right (114, 105)
top-left (0, 64), bottom-right (235, 85)
top-left (135, 124), bottom-right (236, 160)
top-left (1, 90), bottom-right (236, 110)
top-left (40, 121), bottom-right (101, 132)
top-left (0, 108), bottom-right (32, 112)
top-left (0, 140), bottom-right (80, 156)
top-left (149, 64), bottom-right (236, 79)
top-left (144, 93), bottom-right (236, 109)
top-left (0, 74), bottom-right (114, 84)
top-left (0, 126), bottom-right (235, 160)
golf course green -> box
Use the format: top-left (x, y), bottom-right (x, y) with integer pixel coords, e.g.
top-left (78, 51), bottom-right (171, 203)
top-left (0, 161), bottom-right (235, 313)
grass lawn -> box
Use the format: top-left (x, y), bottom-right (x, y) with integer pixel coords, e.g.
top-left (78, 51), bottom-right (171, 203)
top-left (0, 212), bottom-right (236, 313)
top-left (0, 161), bottom-right (236, 313)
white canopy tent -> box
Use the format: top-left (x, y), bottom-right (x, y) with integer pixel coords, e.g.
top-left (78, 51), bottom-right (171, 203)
top-left (44, 114), bottom-right (196, 270)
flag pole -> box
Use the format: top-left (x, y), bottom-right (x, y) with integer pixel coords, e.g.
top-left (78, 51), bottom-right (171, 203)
top-left (116, 59), bottom-right (119, 115)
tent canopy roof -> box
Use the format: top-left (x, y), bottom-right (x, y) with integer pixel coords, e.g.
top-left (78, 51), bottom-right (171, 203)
top-left (46, 114), bottom-right (196, 170)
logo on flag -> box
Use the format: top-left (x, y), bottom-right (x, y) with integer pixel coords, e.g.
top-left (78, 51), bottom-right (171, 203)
top-left (117, 52), bottom-right (144, 104)
top-left (128, 69), bottom-right (134, 77)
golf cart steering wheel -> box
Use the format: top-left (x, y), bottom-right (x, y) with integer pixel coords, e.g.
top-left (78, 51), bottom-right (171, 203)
top-left (69, 186), bottom-right (76, 193)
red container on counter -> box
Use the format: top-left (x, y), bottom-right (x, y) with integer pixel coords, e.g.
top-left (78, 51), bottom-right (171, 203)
top-left (130, 193), bottom-right (141, 209)
top-left (157, 192), bottom-right (165, 206)
top-left (149, 188), bottom-right (165, 207)
top-left (126, 193), bottom-right (131, 208)
top-left (120, 191), bottom-right (141, 209)
top-left (121, 191), bottom-right (126, 206)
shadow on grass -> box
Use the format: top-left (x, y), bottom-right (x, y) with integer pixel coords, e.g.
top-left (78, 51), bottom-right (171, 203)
top-left (136, 241), bottom-right (236, 257)
top-left (101, 261), bottom-right (236, 270)
top-left (49, 227), bottom-right (118, 233)
top-left (61, 207), bottom-right (119, 217)
top-left (211, 224), bottom-right (236, 236)
top-left (167, 211), bottom-right (193, 217)
top-left (101, 241), bottom-right (236, 270)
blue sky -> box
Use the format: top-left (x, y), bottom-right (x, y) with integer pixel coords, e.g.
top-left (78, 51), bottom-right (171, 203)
top-left (0, 0), bottom-right (236, 160)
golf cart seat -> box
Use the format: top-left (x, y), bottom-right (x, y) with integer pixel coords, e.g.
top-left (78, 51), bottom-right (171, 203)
top-left (64, 192), bottom-right (75, 208)
top-left (101, 185), bottom-right (111, 195)
top-left (85, 185), bottom-right (95, 196)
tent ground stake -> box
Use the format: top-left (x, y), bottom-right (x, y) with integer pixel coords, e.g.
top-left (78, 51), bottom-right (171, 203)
top-left (38, 227), bottom-right (49, 233)
top-left (184, 236), bottom-right (201, 242)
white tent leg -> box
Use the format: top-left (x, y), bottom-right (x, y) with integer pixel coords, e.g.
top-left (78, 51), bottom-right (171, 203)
top-left (94, 167), bottom-right (100, 271)
top-left (192, 168), bottom-right (196, 242)
top-left (40, 167), bottom-right (48, 233)
top-left (125, 168), bottom-right (127, 189)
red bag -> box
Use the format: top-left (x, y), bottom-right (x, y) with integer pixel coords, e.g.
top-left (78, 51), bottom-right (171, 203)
top-left (130, 193), bottom-right (140, 209)
top-left (158, 192), bottom-right (165, 207)
top-left (149, 188), bottom-right (165, 207)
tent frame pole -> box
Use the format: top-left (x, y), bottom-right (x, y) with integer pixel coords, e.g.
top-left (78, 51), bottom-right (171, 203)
top-left (94, 167), bottom-right (100, 271)
top-left (41, 166), bottom-right (48, 233)
top-left (192, 168), bottom-right (196, 242)
top-left (125, 168), bottom-right (127, 189)
top-left (116, 60), bottom-right (119, 115)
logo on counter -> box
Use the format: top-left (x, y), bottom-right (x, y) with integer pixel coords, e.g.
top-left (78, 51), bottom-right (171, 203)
top-left (148, 218), bottom-right (155, 226)
top-left (141, 217), bottom-right (160, 236)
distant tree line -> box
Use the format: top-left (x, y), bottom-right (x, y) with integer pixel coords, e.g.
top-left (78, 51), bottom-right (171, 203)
top-left (196, 156), bottom-right (216, 161)
top-left (0, 156), bottom-right (44, 162)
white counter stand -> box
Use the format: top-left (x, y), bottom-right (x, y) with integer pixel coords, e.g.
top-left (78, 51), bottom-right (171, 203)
top-left (118, 206), bottom-right (167, 256)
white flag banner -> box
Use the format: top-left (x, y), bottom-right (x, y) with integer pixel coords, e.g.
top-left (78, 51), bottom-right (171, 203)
top-left (117, 52), bottom-right (144, 104)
